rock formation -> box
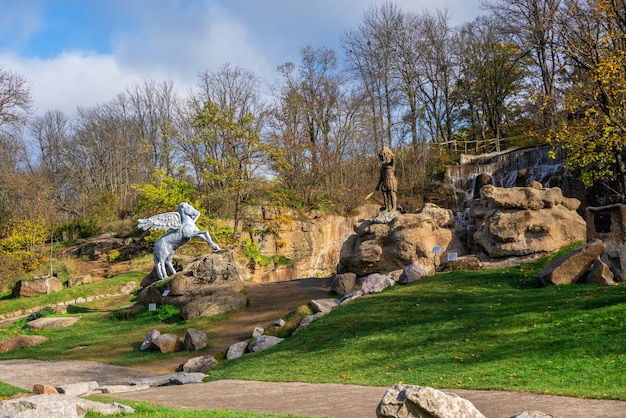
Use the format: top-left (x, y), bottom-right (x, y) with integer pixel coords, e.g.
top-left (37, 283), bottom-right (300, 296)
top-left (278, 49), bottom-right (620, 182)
top-left (470, 183), bottom-right (586, 258)
top-left (138, 251), bottom-right (247, 320)
top-left (338, 203), bottom-right (463, 276)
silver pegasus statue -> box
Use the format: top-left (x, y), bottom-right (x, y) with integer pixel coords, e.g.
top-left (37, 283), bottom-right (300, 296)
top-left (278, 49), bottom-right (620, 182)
top-left (138, 202), bottom-right (220, 279)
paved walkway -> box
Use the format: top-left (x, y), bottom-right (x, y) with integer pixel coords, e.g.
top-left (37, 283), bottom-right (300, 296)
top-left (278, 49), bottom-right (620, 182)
top-left (1, 360), bottom-right (626, 417)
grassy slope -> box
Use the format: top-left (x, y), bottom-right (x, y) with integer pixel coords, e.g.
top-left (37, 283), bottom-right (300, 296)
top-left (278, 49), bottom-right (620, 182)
top-left (206, 261), bottom-right (626, 400)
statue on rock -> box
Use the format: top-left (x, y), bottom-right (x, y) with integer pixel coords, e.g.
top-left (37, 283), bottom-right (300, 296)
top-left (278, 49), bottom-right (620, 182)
top-left (138, 202), bottom-right (220, 280)
top-left (374, 146), bottom-right (398, 223)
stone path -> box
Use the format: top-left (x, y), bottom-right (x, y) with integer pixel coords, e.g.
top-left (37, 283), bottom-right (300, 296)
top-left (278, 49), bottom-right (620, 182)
top-left (1, 359), bottom-right (626, 417)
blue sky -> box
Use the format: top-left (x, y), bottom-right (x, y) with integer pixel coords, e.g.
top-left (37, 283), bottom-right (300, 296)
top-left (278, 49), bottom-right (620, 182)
top-left (0, 0), bottom-right (483, 115)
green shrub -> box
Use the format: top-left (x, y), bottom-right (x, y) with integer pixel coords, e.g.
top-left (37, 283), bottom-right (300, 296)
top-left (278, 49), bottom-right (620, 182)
top-left (108, 249), bottom-right (121, 263)
top-left (27, 306), bottom-right (55, 321)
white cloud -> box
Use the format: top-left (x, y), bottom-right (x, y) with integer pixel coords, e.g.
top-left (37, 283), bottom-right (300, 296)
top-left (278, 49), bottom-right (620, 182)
top-left (1, 51), bottom-right (142, 115)
top-left (0, 0), bottom-right (483, 117)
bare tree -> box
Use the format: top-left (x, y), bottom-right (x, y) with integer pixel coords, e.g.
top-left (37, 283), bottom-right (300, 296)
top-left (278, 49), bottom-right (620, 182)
top-left (482, 0), bottom-right (564, 129)
top-left (125, 80), bottom-right (180, 176)
top-left (0, 66), bottom-right (32, 134)
top-left (342, 2), bottom-right (402, 150)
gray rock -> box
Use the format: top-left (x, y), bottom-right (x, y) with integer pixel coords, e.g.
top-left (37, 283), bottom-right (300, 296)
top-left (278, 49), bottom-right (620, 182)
top-left (399, 261), bottom-right (428, 284)
top-left (55, 381), bottom-right (99, 396)
top-left (510, 412), bottom-right (555, 418)
top-left (170, 372), bottom-right (206, 385)
top-left (293, 312), bottom-right (325, 334)
top-left (226, 341), bottom-right (248, 359)
top-left (0, 394), bottom-right (134, 417)
top-left (182, 355), bottom-right (218, 373)
top-left (309, 298), bottom-right (340, 314)
top-left (140, 329), bottom-right (161, 351)
top-left (361, 273), bottom-right (394, 294)
top-left (340, 289), bottom-right (364, 305)
top-left (252, 326), bottom-right (264, 338)
top-left (275, 318), bottom-right (286, 327)
top-left (99, 384), bottom-right (150, 394)
top-left (183, 328), bottom-right (208, 351)
top-left (377, 384), bottom-right (486, 418)
top-left (24, 316), bottom-right (81, 330)
top-left (129, 372), bottom-right (205, 387)
top-left (248, 335), bottom-right (284, 352)
top-left (331, 272), bottom-right (357, 296)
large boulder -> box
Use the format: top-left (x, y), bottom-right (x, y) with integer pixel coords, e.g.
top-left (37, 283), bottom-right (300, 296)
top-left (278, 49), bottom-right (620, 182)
top-left (24, 316), bottom-right (81, 330)
top-left (138, 251), bottom-right (248, 320)
top-left (248, 335), bottom-right (284, 352)
top-left (471, 184), bottom-right (586, 258)
top-left (0, 394), bottom-right (134, 417)
top-left (180, 290), bottom-right (246, 320)
top-left (537, 239), bottom-right (606, 286)
top-left (182, 355), bottom-right (218, 373)
top-left (331, 272), bottom-right (357, 296)
top-left (12, 276), bottom-right (63, 298)
top-left (338, 205), bottom-right (464, 276)
top-left (183, 328), bottom-right (208, 351)
top-left (151, 333), bottom-right (183, 353)
top-left (376, 384), bottom-right (486, 418)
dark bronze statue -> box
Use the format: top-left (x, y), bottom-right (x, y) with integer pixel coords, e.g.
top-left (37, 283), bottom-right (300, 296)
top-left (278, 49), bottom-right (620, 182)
top-left (375, 146), bottom-right (397, 212)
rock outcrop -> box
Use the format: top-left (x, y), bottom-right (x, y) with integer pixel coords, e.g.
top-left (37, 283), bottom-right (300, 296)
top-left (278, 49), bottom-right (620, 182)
top-left (138, 251), bottom-right (247, 320)
top-left (471, 183), bottom-right (586, 258)
top-left (338, 204), bottom-right (463, 276)
top-left (241, 204), bottom-right (379, 282)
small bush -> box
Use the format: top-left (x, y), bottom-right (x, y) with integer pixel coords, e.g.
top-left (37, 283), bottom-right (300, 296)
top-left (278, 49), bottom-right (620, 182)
top-left (27, 306), bottom-right (55, 321)
top-left (108, 249), bottom-right (121, 263)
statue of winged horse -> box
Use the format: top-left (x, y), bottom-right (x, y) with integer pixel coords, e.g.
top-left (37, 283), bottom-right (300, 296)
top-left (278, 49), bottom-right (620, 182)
top-left (138, 202), bottom-right (220, 280)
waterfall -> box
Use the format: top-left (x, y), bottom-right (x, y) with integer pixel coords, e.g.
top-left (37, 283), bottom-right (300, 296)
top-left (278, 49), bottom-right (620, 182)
top-left (445, 144), bottom-right (565, 213)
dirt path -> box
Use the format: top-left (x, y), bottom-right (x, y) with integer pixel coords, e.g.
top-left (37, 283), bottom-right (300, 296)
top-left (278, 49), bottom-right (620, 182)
top-left (132, 278), bottom-right (331, 374)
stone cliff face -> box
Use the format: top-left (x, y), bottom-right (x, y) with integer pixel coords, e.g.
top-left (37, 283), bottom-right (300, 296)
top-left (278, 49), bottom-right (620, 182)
top-left (242, 204), bottom-right (380, 282)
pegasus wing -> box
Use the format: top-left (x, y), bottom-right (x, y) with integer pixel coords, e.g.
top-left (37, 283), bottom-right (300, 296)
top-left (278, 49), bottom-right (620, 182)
top-left (137, 211), bottom-right (181, 231)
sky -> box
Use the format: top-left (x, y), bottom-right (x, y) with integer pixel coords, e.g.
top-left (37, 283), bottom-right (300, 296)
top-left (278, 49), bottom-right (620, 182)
top-left (0, 0), bottom-right (483, 116)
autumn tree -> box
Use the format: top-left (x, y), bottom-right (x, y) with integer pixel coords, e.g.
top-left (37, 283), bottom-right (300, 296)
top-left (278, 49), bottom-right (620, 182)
top-left (455, 16), bottom-right (529, 151)
top-left (552, 0), bottom-right (626, 201)
top-left (192, 100), bottom-right (271, 234)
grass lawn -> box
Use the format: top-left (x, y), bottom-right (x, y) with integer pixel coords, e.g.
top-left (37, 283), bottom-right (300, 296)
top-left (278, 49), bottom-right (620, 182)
top-left (206, 257), bottom-right (626, 400)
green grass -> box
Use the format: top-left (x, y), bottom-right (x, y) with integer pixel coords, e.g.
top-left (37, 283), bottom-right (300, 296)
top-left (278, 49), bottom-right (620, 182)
top-left (205, 263), bottom-right (626, 400)
top-left (85, 397), bottom-right (314, 417)
top-left (0, 272), bottom-right (145, 316)
top-left (0, 381), bottom-right (28, 399)
top-left (0, 301), bottom-right (242, 366)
